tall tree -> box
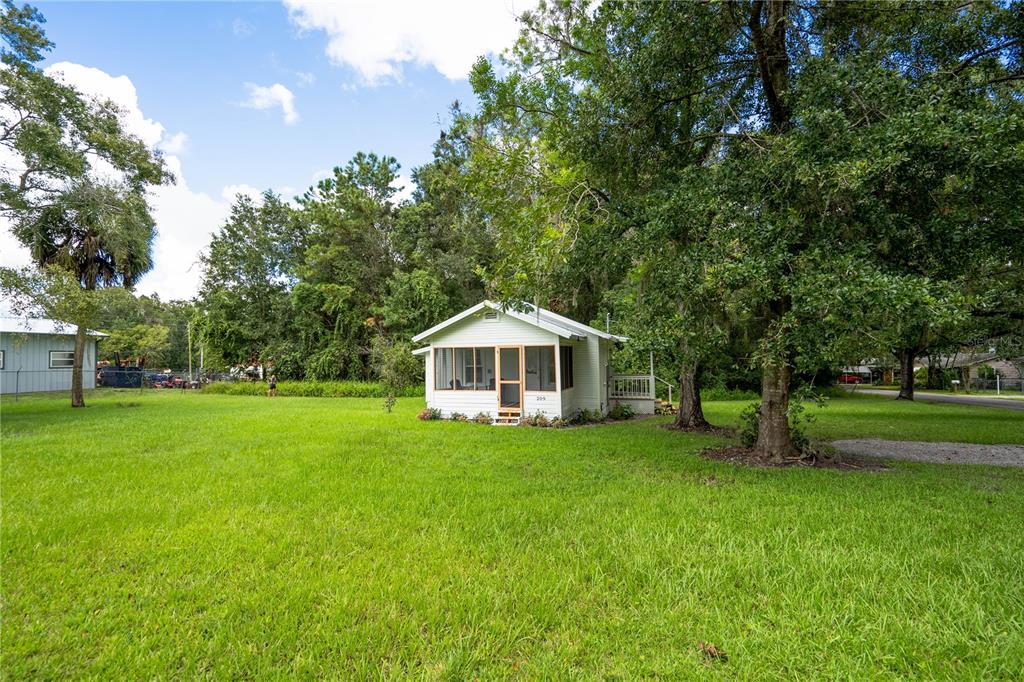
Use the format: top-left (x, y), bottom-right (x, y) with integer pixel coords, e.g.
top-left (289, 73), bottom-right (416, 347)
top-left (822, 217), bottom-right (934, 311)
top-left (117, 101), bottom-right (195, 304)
top-left (468, 0), bottom-right (1023, 458)
top-left (197, 193), bottom-right (296, 374)
top-left (2, 2), bottom-right (169, 406)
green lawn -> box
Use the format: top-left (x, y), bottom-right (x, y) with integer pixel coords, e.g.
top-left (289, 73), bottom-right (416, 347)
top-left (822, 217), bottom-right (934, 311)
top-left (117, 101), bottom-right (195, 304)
top-left (2, 391), bottom-right (1022, 678)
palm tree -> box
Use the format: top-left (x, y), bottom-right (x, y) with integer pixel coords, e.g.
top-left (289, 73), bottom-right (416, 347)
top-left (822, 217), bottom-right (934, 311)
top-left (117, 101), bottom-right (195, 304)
top-left (13, 180), bottom-right (157, 406)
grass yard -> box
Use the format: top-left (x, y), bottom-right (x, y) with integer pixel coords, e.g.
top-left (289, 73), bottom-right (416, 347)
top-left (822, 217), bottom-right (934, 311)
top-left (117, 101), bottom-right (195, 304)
top-left (2, 391), bottom-right (1023, 678)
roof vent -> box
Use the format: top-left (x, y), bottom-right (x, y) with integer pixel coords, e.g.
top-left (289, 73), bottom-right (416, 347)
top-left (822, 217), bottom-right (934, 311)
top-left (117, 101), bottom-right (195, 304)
top-left (483, 311), bottom-right (498, 321)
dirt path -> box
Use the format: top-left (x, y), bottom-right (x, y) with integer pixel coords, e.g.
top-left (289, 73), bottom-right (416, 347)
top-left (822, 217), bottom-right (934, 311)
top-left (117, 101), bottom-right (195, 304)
top-left (833, 439), bottom-right (1024, 468)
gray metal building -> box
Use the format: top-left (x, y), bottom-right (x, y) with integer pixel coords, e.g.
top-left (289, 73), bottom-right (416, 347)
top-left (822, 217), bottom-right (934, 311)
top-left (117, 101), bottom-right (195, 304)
top-left (0, 318), bottom-right (105, 395)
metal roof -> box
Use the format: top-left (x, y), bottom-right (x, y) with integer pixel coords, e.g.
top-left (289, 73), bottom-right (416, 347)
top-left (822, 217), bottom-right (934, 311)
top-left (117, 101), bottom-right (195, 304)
top-left (0, 318), bottom-right (108, 337)
top-left (411, 300), bottom-right (628, 344)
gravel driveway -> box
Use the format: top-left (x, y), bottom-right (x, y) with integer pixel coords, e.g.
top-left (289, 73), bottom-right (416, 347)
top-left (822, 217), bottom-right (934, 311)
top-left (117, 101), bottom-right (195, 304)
top-left (833, 439), bottom-right (1024, 468)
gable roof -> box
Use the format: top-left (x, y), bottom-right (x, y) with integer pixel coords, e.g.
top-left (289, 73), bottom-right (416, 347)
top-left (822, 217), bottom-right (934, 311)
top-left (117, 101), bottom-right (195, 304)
top-left (411, 300), bottom-right (627, 344)
top-left (0, 317), bottom-right (108, 337)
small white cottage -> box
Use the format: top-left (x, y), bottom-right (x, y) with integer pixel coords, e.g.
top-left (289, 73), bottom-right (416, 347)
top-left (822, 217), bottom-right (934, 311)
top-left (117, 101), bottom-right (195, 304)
top-left (412, 301), bottom-right (656, 424)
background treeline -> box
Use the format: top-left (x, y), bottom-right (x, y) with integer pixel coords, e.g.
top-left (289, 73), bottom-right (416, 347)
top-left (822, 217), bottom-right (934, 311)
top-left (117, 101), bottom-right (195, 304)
top-left (193, 131), bottom-right (495, 384)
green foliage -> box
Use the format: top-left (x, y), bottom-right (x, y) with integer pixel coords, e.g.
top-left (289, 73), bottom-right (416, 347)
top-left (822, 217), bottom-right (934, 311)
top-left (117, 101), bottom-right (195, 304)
top-left (472, 412), bottom-right (493, 425)
top-left (738, 403), bottom-right (761, 449)
top-left (569, 408), bottom-right (604, 425)
top-left (101, 324), bottom-right (170, 367)
top-left (201, 380), bottom-right (423, 399)
top-left (449, 412), bottom-right (468, 422)
top-left (417, 406), bottom-right (442, 420)
top-left (700, 387), bottom-right (760, 402)
top-left (608, 402), bottom-right (635, 421)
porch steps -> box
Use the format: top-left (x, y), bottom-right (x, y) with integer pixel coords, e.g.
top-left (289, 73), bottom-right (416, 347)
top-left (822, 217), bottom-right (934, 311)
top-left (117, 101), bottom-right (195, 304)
top-left (495, 409), bottom-right (521, 426)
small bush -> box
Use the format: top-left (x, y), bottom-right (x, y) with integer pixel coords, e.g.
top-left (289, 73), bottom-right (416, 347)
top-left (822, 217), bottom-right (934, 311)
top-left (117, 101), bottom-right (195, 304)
top-left (608, 402), bottom-right (635, 420)
top-left (202, 380), bottom-right (424, 399)
top-left (738, 402), bottom-right (761, 447)
top-left (449, 412), bottom-right (468, 422)
top-left (570, 408), bottom-right (604, 425)
top-left (473, 412), bottom-right (493, 425)
top-left (518, 412), bottom-right (551, 427)
top-left (550, 417), bottom-right (567, 429)
top-left (417, 407), bottom-right (442, 421)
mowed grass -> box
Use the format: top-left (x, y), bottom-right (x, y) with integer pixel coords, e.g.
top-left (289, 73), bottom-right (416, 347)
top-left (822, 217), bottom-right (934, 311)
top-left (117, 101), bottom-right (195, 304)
top-left (703, 392), bottom-right (1024, 444)
top-left (2, 392), bottom-right (1022, 678)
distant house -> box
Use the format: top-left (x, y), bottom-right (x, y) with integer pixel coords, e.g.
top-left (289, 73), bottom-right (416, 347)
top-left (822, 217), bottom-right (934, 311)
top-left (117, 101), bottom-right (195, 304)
top-left (0, 318), bottom-right (106, 395)
top-left (412, 301), bottom-right (655, 424)
top-left (935, 351), bottom-right (1023, 381)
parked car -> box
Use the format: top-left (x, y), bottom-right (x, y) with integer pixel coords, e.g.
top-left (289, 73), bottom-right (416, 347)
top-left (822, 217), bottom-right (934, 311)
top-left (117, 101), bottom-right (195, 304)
top-left (837, 373), bottom-right (864, 384)
top-left (97, 365), bottom-right (144, 388)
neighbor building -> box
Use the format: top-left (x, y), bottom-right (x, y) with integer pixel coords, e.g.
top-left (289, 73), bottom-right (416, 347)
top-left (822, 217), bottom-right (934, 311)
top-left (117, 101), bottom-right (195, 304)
top-left (412, 301), bottom-right (656, 424)
top-left (0, 318), bottom-right (105, 395)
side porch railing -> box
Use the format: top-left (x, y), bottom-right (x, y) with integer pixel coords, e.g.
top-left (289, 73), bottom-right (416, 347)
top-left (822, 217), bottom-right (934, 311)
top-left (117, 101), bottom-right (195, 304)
top-left (609, 374), bottom-right (655, 400)
top-left (609, 354), bottom-right (673, 407)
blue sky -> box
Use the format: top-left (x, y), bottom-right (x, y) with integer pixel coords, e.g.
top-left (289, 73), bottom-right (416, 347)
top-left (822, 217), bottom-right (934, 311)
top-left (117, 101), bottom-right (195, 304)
top-left (0, 1), bottom-right (523, 299)
top-left (36, 1), bottom-right (485, 199)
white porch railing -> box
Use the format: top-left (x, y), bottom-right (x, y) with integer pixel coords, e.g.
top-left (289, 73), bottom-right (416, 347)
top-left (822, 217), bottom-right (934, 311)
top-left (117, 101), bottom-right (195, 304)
top-left (610, 374), bottom-right (655, 400)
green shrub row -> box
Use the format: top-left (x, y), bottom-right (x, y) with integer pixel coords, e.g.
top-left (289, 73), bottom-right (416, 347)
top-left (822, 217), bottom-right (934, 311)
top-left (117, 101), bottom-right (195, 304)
top-left (699, 387), bottom-right (760, 401)
top-left (202, 381), bottom-right (424, 398)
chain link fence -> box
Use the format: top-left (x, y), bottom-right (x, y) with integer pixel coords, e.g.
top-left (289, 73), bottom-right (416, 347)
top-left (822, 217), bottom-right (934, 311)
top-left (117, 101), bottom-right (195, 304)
top-left (0, 368), bottom-right (204, 400)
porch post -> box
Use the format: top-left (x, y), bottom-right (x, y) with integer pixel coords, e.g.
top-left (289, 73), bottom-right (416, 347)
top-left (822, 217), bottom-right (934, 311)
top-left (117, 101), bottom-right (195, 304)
top-left (649, 351), bottom-right (656, 399)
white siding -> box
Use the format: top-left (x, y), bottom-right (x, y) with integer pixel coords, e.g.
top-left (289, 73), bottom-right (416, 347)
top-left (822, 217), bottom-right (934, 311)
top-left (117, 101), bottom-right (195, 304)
top-left (0, 332), bottom-right (97, 395)
top-left (612, 398), bottom-right (656, 415)
top-left (425, 311), bottom-right (563, 419)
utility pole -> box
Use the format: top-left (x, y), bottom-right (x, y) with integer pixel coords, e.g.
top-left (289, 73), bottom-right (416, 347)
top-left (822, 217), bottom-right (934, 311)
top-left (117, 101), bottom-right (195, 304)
top-left (187, 321), bottom-right (193, 382)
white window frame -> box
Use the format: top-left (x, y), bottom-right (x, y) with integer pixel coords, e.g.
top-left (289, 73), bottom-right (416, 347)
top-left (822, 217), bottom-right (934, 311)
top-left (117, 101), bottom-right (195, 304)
top-left (49, 350), bottom-right (75, 369)
top-left (0, 349), bottom-right (4, 370)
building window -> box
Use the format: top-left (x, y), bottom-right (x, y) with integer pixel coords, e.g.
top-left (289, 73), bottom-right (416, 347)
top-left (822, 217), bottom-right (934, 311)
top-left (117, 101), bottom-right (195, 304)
top-left (0, 349), bottom-right (4, 370)
top-left (49, 350), bottom-right (75, 369)
top-left (560, 346), bottom-right (574, 389)
top-left (434, 347), bottom-right (495, 390)
top-left (524, 346), bottom-right (556, 391)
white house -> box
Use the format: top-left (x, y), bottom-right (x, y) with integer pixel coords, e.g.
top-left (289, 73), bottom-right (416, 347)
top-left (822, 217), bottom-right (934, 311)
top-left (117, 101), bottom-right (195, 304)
top-left (0, 318), bottom-right (105, 396)
top-left (412, 301), bottom-right (657, 424)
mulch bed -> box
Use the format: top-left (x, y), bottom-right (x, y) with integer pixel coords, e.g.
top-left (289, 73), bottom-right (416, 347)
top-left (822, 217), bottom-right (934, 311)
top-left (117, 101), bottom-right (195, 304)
top-left (662, 423), bottom-right (735, 437)
top-left (700, 445), bottom-right (888, 471)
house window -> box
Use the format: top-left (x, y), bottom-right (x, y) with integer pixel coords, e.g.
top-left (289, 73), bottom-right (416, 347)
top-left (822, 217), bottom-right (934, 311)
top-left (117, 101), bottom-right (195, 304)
top-left (560, 346), bottom-right (574, 389)
top-left (474, 348), bottom-right (495, 389)
top-left (524, 346), bottom-right (556, 391)
top-left (49, 350), bottom-right (75, 369)
top-left (0, 349), bottom-right (4, 369)
top-left (434, 347), bottom-right (495, 390)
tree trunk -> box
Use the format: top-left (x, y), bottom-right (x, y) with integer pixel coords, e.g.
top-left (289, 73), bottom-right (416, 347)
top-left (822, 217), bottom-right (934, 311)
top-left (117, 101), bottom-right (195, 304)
top-left (674, 362), bottom-right (710, 431)
top-left (753, 362), bottom-right (799, 462)
top-left (896, 349), bottom-right (916, 400)
top-left (71, 324), bottom-right (86, 408)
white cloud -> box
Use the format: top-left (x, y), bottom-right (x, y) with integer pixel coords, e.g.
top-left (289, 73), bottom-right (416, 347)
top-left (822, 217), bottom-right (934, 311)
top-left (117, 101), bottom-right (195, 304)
top-left (48, 62), bottom-right (165, 147)
top-left (295, 71), bottom-right (316, 87)
top-left (240, 82), bottom-right (299, 125)
top-left (232, 18), bottom-right (255, 37)
top-left (220, 184), bottom-right (264, 203)
top-left (390, 173), bottom-right (415, 204)
top-left (1, 63), bottom-right (234, 301)
top-left (283, 0), bottom-right (524, 85)
top-left (159, 131), bottom-right (189, 155)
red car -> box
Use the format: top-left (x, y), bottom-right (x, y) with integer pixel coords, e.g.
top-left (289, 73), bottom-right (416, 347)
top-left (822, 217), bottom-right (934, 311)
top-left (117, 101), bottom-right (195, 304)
top-left (838, 374), bottom-right (864, 384)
